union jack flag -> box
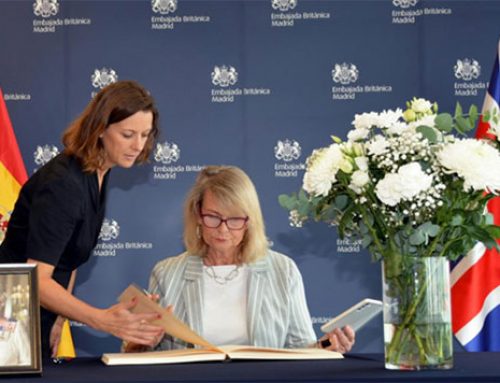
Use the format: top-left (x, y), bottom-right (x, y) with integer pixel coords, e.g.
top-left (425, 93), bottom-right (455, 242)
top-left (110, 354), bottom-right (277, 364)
top-left (451, 39), bottom-right (500, 351)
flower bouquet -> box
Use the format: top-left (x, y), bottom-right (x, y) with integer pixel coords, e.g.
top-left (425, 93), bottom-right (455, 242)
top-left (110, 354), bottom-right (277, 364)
top-left (279, 98), bottom-right (500, 369)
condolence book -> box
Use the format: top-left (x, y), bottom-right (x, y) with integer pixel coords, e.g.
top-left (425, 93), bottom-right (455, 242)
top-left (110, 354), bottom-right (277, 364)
top-left (102, 345), bottom-right (342, 365)
top-left (101, 284), bottom-right (343, 366)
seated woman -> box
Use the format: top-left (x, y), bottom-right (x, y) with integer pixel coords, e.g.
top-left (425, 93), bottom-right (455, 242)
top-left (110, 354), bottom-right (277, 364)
top-left (127, 165), bottom-right (355, 353)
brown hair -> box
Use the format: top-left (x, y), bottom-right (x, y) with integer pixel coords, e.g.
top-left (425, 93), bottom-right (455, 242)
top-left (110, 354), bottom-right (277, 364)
top-left (184, 166), bottom-right (269, 264)
top-left (62, 80), bottom-right (159, 172)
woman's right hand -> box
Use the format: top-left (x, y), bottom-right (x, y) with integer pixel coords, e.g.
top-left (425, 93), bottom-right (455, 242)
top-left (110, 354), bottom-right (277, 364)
top-left (95, 298), bottom-right (165, 346)
top-left (122, 304), bottom-right (174, 353)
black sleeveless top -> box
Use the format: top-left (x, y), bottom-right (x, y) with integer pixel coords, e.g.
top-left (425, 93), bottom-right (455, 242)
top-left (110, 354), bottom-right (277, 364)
top-left (0, 153), bottom-right (109, 357)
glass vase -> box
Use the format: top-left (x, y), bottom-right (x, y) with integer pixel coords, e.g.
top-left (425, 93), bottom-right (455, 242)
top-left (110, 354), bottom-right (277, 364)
top-left (382, 256), bottom-right (453, 370)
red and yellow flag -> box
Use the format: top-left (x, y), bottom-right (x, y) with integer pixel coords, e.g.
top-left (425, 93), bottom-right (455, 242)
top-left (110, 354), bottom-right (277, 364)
top-left (0, 87), bottom-right (27, 214)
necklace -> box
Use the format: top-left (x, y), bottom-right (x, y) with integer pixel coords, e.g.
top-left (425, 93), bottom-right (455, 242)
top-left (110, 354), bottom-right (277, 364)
top-left (204, 265), bottom-right (241, 285)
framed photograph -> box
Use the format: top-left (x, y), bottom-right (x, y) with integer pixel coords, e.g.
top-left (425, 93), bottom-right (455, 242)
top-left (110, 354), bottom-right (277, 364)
top-left (0, 264), bottom-right (41, 375)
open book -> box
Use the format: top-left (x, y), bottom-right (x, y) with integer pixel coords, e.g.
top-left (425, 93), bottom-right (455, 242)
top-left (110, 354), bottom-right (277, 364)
top-left (102, 345), bottom-right (342, 365)
top-left (101, 284), bottom-right (343, 366)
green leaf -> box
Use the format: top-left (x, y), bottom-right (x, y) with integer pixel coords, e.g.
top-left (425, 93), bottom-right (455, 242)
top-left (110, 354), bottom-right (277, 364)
top-left (469, 104), bottom-right (479, 126)
top-left (334, 194), bottom-right (349, 210)
top-left (420, 221), bottom-right (440, 237)
top-left (456, 115), bottom-right (473, 134)
top-left (485, 213), bottom-right (494, 225)
top-left (416, 125), bottom-right (438, 143)
top-left (278, 194), bottom-right (296, 210)
top-left (298, 189), bottom-right (308, 203)
top-left (322, 204), bottom-right (339, 221)
top-left (297, 204), bottom-right (310, 217)
top-left (485, 225), bottom-right (500, 239)
top-left (434, 113), bottom-right (453, 133)
top-left (338, 204), bottom-right (356, 237)
top-left (361, 235), bottom-right (372, 248)
top-left (455, 102), bottom-right (463, 119)
top-left (359, 221), bottom-right (369, 234)
top-left (410, 229), bottom-right (426, 245)
top-left (467, 226), bottom-right (496, 248)
top-left (451, 214), bottom-right (463, 226)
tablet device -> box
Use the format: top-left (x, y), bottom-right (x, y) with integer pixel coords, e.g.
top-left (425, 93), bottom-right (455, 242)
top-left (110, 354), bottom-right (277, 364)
top-left (320, 298), bottom-right (383, 333)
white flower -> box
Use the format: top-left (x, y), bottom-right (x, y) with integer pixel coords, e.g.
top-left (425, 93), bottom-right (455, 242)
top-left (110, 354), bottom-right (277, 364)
top-left (386, 121), bottom-right (408, 135)
top-left (378, 108), bottom-right (403, 129)
top-left (347, 128), bottom-right (370, 142)
top-left (349, 170), bottom-right (370, 194)
top-left (352, 112), bottom-right (379, 130)
top-left (375, 173), bottom-right (402, 206)
top-left (410, 98), bottom-right (433, 114)
top-left (409, 114), bottom-right (436, 129)
top-left (366, 135), bottom-right (389, 156)
top-left (354, 156), bottom-right (368, 171)
top-left (375, 162), bottom-right (433, 206)
top-left (303, 144), bottom-right (343, 197)
top-left (397, 163), bottom-right (433, 199)
top-left (437, 139), bottom-right (500, 192)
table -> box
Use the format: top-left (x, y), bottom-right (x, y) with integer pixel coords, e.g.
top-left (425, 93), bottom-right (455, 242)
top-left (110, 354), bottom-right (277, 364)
top-left (2, 353), bottom-right (499, 383)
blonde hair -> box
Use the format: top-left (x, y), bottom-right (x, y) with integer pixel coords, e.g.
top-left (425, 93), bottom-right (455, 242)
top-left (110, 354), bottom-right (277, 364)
top-left (184, 166), bottom-right (268, 264)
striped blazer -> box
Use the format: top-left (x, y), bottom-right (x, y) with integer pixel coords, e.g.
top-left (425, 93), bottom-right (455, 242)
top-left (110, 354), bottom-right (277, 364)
top-left (149, 250), bottom-right (317, 350)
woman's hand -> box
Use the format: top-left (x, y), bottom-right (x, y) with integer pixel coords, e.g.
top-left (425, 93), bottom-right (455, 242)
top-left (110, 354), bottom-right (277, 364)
top-left (49, 316), bottom-right (65, 358)
top-left (317, 325), bottom-right (355, 354)
top-left (123, 304), bottom-right (174, 353)
top-left (94, 297), bottom-right (165, 347)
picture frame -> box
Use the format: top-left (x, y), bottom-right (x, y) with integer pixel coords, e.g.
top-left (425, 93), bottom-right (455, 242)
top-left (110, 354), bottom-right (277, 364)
top-left (0, 263), bottom-right (41, 375)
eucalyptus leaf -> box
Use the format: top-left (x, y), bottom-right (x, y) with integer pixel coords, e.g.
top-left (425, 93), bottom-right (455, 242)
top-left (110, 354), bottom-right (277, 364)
top-left (278, 194), bottom-right (296, 210)
top-left (424, 222), bottom-right (440, 237)
top-left (362, 235), bottom-right (372, 248)
top-left (434, 113), bottom-right (453, 133)
top-left (469, 104), bottom-right (479, 125)
top-left (455, 115), bottom-right (473, 133)
top-left (450, 214), bottom-right (463, 226)
top-left (410, 229), bottom-right (426, 245)
top-left (335, 194), bottom-right (349, 210)
top-left (416, 125), bottom-right (438, 143)
top-left (455, 102), bottom-right (463, 119)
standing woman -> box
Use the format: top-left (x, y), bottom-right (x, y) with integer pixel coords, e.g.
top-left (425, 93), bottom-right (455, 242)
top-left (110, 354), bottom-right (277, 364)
top-left (0, 81), bottom-right (164, 358)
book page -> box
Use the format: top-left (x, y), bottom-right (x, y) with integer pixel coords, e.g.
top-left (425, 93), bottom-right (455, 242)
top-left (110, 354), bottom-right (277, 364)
top-left (102, 348), bottom-right (226, 366)
top-left (119, 284), bottom-right (222, 352)
top-left (220, 345), bottom-right (343, 360)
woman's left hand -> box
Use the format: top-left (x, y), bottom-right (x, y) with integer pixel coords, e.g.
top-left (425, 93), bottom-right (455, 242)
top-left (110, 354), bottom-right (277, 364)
top-left (318, 325), bottom-right (355, 354)
top-left (49, 316), bottom-right (65, 358)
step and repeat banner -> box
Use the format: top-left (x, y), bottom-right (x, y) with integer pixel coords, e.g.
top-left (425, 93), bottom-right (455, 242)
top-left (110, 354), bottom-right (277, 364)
top-left (1, 0), bottom-right (499, 355)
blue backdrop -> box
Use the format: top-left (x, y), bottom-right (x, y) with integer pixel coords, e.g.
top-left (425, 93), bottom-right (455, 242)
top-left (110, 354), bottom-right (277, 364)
top-left (1, 0), bottom-right (499, 356)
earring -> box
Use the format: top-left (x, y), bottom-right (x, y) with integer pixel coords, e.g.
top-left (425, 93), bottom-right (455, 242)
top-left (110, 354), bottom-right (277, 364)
top-left (196, 225), bottom-right (201, 239)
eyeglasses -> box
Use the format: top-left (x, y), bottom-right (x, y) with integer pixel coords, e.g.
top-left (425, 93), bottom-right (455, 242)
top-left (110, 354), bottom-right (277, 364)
top-left (200, 213), bottom-right (249, 230)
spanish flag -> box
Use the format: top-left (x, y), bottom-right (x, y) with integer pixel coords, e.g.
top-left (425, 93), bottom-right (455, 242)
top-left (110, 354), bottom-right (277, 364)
top-left (0, 87), bottom-right (27, 217)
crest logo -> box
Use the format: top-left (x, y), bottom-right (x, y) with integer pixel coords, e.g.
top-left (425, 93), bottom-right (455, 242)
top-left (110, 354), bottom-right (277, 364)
top-left (332, 63), bottom-right (359, 85)
top-left (91, 68), bottom-right (118, 89)
top-left (454, 58), bottom-right (481, 81)
top-left (152, 0), bottom-right (177, 14)
top-left (34, 145), bottom-right (59, 166)
top-left (0, 205), bottom-right (11, 245)
top-left (99, 218), bottom-right (120, 241)
top-left (274, 139), bottom-right (301, 162)
top-left (33, 0), bottom-right (59, 18)
top-left (211, 66), bottom-right (238, 87)
top-left (154, 141), bottom-right (181, 164)
top-left (271, 0), bottom-right (297, 12)
top-left (392, 0), bottom-right (418, 8)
